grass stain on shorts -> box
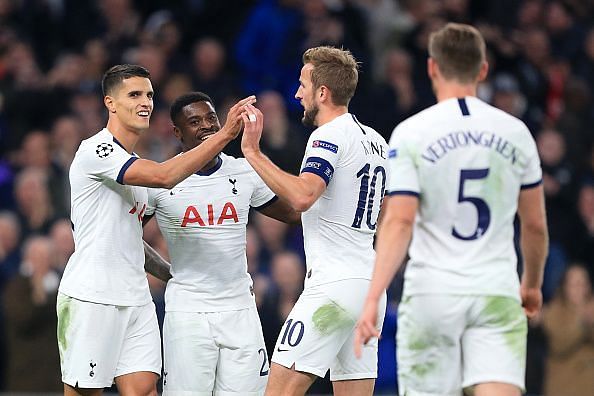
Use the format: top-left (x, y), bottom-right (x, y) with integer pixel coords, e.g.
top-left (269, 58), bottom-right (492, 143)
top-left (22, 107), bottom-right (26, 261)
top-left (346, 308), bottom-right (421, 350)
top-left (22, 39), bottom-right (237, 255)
top-left (57, 295), bottom-right (74, 364)
top-left (312, 303), bottom-right (353, 335)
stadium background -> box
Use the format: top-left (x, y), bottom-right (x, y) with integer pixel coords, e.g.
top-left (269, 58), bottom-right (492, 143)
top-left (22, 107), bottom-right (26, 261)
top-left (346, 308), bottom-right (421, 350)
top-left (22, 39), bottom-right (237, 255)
top-left (0, 0), bottom-right (593, 394)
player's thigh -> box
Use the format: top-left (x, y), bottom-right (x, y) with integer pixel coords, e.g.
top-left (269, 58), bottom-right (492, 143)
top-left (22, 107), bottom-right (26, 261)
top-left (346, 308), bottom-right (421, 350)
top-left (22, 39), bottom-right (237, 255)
top-left (462, 296), bottom-right (527, 392)
top-left (332, 281), bottom-right (386, 382)
top-left (212, 306), bottom-right (268, 395)
top-left (162, 311), bottom-right (218, 395)
top-left (58, 293), bottom-right (129, 389)
top-left (271, 281), bottom-right (361, 379)
top-left (397, 294), bottom-right (468, 396)
top-left (114, 302), bottom-right (161, 385)
top-left (115, 371), bottom-right (159, 396)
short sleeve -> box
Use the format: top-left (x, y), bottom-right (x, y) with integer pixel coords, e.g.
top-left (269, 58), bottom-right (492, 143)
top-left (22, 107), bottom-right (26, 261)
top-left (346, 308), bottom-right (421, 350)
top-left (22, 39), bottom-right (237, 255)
top-left (300, 125), bottom-right (342, 185)
top-left (250, 170), bottom-right (277, 209)
top-left (519, 131), bottom-right (543, 189)
top-left (80, 141), bottom-right (138, 185)
top-left (386, 126), bottom-right (420, 196)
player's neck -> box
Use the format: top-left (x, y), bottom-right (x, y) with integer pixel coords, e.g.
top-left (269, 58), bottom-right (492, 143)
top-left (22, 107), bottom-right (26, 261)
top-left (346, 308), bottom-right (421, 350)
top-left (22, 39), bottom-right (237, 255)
top-left (315, 106), bottom-right (348, 127)
top-left (106, 119), bottom-right (142, 154)
top-left (198, 156), bottom-right (220, 173)
top-left (435, 82), bottom-right (477, 103)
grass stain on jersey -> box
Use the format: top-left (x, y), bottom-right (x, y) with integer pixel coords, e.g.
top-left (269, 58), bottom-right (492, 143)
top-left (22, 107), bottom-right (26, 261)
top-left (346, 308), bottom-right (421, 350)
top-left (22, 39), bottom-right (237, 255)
top-left (481, 296), bottom-right (526, 360)
top-left (483, 152), bottom-right (508, 215)
top-left (57, 296), bottom-right (73, 364)
top-left (312, 303), bottom-right (353, 335)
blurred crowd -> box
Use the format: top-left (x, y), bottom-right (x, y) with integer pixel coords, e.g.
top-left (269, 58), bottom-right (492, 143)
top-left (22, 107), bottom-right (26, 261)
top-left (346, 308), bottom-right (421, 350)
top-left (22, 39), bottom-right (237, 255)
top-left (0, 0), bottom-right (593, 394)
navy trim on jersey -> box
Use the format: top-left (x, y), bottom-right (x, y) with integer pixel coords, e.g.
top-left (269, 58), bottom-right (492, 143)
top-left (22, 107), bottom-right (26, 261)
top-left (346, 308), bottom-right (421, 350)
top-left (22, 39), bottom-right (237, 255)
top-left (387, 190), bottom-right (420, 197)
top-left (351, 114), bottom-right (366, 135)
top-left (71, 221), bottom-right (74, 231)
top-left (116, 157), bottom-right (138, 184)
top-left (521, 179), bottom-right (543, 190)
top-left (112, 136), bottom-right (126, 150)
top-left (196, 156), bottom-right (222, 176)
top-left (457, 98), bottom-right (470, 116)
top-left (112, 136), bottom-right (139, 156)
top-left (301, 156), bottom-right (334, 185)
top-left (253, 195), bottom-right (279, 211)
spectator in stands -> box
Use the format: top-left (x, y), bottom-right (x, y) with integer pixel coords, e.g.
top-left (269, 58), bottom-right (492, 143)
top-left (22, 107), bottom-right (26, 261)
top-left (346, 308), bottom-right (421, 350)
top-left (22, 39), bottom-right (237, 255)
top-left (49, 219), bottom-right (75, 274)
top-left (190, 37), bottom-right (239, 109)
top-left (3, 235), bottom-right (62, 392)
top-left (542, 264), bottom-right (594, 396)
top-left (258, 90), bottom-right (306, 175)
top-left (13, 168), bottom-right (56, 238)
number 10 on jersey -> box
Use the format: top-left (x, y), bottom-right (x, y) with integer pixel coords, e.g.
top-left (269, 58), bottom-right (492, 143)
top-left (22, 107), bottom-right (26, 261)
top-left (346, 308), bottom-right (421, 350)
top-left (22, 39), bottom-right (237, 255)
top-left (352, 163), bottom-right (386, 230)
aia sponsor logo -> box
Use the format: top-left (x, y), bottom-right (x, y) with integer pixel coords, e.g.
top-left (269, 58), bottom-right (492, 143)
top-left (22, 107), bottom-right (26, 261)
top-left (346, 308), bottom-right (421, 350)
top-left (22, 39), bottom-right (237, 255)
top-left (181, 202), bottom-right (239, 227)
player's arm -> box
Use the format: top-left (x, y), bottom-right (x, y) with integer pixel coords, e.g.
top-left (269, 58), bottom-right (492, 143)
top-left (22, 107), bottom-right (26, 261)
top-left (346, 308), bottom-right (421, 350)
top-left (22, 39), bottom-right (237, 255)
top-left (241, 104), bottom-right (326, 212)
top-left (124, 96), bottom-right (256, 188)
top-left (143, 239), bottom-right (172, 282)
top-left (354, 194), bottom-right (418, 358)
top-left (257, 198), bottom-right (301, 224)
top-left (517, 184), bottom-right (548, 318)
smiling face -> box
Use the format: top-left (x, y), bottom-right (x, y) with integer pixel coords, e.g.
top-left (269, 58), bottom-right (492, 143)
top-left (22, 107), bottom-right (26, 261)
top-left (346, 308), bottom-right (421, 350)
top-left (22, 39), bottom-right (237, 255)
top-left (295, 63), bottom-right (319, 127)
top-left (173, 100), bottom-right (221, 152)
top-left (106, 76), bottom-right (154, 133)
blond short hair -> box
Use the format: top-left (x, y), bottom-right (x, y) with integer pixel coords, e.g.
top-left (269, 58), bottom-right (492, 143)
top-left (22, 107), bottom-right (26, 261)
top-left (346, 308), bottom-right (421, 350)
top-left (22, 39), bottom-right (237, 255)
top-left (428, 23), bottom-right (486, 83)
top-left (302, 46), bottom-right (359, 106)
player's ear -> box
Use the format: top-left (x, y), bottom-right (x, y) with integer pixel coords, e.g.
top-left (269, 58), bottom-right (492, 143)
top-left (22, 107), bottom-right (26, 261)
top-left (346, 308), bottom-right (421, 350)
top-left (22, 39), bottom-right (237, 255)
top-left (477, 61), bottom-right (489, 83)
top-left (319, 85), bottom-right (329, 103)
top-left (427, 58), bottom-right (437, 80)
top-left (173, 126), bottom-right (182, 141)
top-left (104, 96), bottom-right (116, 113)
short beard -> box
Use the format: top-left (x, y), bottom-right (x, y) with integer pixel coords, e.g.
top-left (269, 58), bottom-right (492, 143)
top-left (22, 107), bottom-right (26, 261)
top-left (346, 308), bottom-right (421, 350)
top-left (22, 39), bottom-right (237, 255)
top-left (302, 104), bottom-right (319, 127)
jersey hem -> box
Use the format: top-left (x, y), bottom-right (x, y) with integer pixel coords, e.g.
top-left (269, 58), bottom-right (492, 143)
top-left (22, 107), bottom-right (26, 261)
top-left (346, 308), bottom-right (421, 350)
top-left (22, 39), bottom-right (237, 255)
top-left (57, 290), bottom-right (152, 307)
top-left (520, 179), bottom-right (542, 189)
top-left (164, 301), bottom-right (255, 313)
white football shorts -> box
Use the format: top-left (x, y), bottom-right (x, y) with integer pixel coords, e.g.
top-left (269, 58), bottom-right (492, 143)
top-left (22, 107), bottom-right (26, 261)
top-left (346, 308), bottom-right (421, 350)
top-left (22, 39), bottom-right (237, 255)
top-left (162, 304), bottom-right (268, 395)
top-left (57, 293), bottom-right (162, 388)
top-left (271, 279), bottom-right (386, 381)
top-left (397, 294), bottom-right (527, 396)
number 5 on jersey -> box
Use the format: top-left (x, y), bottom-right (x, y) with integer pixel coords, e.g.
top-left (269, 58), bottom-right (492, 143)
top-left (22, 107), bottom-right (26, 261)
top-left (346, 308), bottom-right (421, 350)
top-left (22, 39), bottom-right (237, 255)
top-left (452, 168), bottom-right (491, 240)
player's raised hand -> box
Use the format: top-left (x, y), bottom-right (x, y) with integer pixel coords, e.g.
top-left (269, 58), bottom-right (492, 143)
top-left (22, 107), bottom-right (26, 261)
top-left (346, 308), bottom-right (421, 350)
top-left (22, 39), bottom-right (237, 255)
top-left (241, 103), bottom-right (264, 156)
top-left (520, 285), bottom-right (543, 319)
top-left (354, 299), bottom-right (381, 359)
top-left (220, 95), bottom-right (257, 139)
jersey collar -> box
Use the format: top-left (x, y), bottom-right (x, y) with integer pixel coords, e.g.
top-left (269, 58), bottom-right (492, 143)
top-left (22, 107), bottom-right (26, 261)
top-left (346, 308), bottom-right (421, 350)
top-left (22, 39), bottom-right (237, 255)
top-left (195, 155), bottom-right (222, 176)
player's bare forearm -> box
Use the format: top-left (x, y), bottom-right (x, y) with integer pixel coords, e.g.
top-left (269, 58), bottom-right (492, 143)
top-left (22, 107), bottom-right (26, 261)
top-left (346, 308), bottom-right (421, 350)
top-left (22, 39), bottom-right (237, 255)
top-left (125, 96), bottom-right (256, 188)
top-left (366, 195), bottom-right (417, 302)
top-left (259, 199), bottom-right (302, 224)
top-left (520, 225), bottom-right (548, 288)
top-left (518, 185), bottom-right (548, 289)
top-left (241, 104), bottom-right (324, 212)
top-left (143, 240), bottom-right (172, 282)
top-left (243, 150), bottom-right (323, 212)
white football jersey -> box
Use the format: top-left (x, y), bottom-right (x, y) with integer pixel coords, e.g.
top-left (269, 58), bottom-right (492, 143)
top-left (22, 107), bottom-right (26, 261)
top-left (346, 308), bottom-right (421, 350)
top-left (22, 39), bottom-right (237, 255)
top-left (145, 153), bottom-right (276, 312)
top-left (59, 128), bottom-right (151, 306)
top-left (388, 97), bottom-right (542, 300)
top-left (300, 113), bottom-right (389, 288)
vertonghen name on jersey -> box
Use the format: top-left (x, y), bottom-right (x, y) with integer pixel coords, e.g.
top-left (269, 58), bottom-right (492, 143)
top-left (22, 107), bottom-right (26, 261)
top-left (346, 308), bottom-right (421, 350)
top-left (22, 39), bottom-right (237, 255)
top-left (421, 130), bottom-right (520, 165)
top-left (360, 140), bottom-right (386, 159)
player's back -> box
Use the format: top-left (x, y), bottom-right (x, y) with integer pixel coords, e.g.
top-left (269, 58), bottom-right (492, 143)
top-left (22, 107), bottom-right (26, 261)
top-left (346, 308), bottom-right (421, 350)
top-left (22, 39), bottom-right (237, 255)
top-left (389, 97), bottom-right (542, 299)
top-left (59, 129), bottom-right (151, 306)
top-left (301, 113), bottom-right (388, 287)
